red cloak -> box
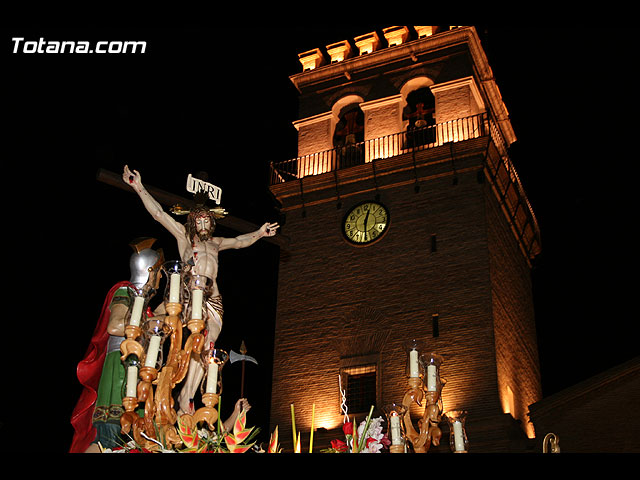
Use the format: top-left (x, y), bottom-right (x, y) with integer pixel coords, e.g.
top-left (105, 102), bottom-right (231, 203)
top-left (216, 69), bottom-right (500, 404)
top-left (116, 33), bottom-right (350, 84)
top-left (69, 281), bottom-right (131, 453)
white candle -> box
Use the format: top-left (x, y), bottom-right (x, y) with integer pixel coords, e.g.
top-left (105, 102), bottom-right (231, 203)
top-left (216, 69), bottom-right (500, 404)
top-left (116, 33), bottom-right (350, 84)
top-left (426, 364), bottom-right (437, 391)
top-left (390, 414), bottom-right (402, 445)
top-left (409, 349), bottom-right (419, 377)
top-left (126, 365), bottom-right (138, 397)
top-left (169, 273), bottom-right (180, 303)
top-left (145, 335), bottom-right (161, 367)
top-left (191, 289), bottom-right (203, 320)
top-left (129, 296), bottom-right (144, 327)
top-left (453, 420), bottom-right (466, 452)
top-left (205, 361), bottom-right (219, 394)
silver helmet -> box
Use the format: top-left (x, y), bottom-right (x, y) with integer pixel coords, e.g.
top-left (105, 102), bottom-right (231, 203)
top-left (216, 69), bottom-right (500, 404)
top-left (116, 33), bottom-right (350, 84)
top-left (129, 238), bottom-right (164, 292)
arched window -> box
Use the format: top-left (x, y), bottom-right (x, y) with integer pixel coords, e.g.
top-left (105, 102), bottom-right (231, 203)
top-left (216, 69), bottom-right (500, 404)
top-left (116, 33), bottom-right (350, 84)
top-left (403, 86), bottom-right (436, 147)
top-left (333, 102), bottom-right (365, 168)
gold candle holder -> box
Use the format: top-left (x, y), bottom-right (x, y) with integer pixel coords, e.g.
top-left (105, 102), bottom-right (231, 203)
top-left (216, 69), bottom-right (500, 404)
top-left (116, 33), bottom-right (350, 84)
top-left (120, 397), bottom-right (139, 433)
top-left (120, 325), bottom-right (145, 364)
top-left (187, 318), bottom-right (205, 353)
top-left (445, 410), bottom-right (469, 453)
top-left (383, 403), bottom-right (407, 453)
top-left (401, 349), bottom-right (445, 453)
top-left (153, 364), bottom-right (182, 450)
top-left (192, 392), bottom-right (220, 430)
top-left (160, 261), bottom-right (192, 386)
top-left (137, 366), bottom-right (157, 402)
top-left (185, 274), bottom-right (210, 356)
top-left (179, 392), bottom-right (220, 438)
top-left (164, 302), bottom-right (188, 384)
top-left (120, 286), bottom-right (148, 367)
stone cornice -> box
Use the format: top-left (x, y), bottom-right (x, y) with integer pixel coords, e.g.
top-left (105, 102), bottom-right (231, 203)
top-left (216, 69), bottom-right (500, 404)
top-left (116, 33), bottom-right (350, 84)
top-left (290, 26), bottom-right (516, 147)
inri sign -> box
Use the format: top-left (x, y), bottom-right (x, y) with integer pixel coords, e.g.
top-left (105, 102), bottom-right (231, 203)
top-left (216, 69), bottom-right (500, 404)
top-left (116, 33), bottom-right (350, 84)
top-left (186, 174), bottom-right (222, 205)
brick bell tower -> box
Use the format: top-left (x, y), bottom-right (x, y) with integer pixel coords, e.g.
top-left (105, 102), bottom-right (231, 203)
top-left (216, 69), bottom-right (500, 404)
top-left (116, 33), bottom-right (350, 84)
top-left (268, 26), bottom-right (542, 453)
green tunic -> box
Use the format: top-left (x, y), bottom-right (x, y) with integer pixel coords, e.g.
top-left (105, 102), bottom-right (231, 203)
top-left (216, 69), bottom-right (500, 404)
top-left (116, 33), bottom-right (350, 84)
top-left (91, 286), bottom-right (137, 449)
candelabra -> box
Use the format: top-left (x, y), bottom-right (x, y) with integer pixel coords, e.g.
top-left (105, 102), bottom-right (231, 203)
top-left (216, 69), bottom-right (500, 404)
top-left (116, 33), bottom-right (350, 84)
top-left (118, 261), bottom-right (225, 451)
top-left (400, 340), bottom-right (445, 453)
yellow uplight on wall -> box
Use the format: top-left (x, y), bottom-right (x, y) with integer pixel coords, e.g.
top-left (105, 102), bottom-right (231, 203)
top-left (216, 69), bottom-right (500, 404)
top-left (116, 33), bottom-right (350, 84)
top-left (382, 26), bottom-right (409, 47)
top-left (354, 31), bottom-right (380, 55)
top-left (326, 40), bottom-right (352, 63)
top-left (298, 48), bottom-right (325, 71)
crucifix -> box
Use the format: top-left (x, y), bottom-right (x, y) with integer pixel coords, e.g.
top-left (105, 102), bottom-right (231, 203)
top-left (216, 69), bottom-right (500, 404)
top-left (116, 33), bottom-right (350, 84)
top-left (98, 166), bottom-right (283, 417)
top-left (96, 168), bottom-right (289, 249)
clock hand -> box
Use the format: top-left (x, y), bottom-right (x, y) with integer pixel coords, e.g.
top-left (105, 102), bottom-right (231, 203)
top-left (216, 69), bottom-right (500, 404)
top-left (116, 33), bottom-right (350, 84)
top-left (364, 210), bottom-right (370, 231)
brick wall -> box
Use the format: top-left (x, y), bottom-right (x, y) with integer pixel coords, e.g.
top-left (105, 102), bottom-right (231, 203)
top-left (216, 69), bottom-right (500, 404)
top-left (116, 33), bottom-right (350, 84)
top-left (485, 160), bottom-right (542, 438)
top-left (269, 148), bottom-right (539, 452)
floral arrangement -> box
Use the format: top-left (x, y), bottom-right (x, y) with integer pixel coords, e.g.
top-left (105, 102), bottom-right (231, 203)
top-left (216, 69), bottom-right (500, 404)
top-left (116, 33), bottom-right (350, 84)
top-left (322, 406), bottom-right (390, 453)
top-left (177, 409), bottom-right (258, 453)
top-left (267, 425), bottom-right (282, 453)
top-left (100, 401), bottom-right (269, 453)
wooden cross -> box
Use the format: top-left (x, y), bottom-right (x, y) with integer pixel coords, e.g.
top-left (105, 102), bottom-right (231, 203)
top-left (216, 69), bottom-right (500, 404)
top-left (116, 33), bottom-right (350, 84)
top-left (96, 168), bottom-right (289, 249)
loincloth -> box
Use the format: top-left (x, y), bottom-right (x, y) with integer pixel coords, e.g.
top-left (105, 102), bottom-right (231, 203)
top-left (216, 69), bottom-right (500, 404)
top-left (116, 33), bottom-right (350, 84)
top-left (205, 294), bottom-right (224, 330)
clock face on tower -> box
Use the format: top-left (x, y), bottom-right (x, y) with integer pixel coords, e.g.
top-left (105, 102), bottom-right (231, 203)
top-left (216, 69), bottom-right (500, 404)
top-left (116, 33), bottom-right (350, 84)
top-left (342, 201), bottom-right (390, 245)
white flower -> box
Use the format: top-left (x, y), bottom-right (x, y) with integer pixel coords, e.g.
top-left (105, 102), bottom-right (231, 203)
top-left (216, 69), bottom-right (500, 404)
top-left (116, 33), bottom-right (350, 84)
top-left (357, 416), bottom-right (386, 453)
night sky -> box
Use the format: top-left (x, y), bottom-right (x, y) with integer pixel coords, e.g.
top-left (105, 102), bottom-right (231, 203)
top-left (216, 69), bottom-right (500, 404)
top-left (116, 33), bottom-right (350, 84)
top-left (4, 26), bottom-right (637, 453)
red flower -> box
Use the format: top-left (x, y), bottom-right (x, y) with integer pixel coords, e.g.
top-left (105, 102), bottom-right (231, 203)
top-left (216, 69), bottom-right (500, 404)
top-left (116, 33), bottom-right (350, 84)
top-left (331, 439), bottom-right (348, 452)
top-left (342, 421), bottom-right (353, 436)
top-left (366, 437), bottom-right (378, 448)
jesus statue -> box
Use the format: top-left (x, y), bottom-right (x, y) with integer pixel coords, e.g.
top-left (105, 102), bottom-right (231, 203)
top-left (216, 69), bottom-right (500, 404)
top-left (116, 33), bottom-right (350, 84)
top-left (122, 165), bottom-right (279, 415)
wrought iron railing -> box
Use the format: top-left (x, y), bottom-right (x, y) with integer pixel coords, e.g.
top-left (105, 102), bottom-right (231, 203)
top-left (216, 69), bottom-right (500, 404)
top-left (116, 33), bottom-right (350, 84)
top-left (268, 110), bottom-right (540, 259)
top-left (485, 112), bottom-right (541, 259)
top-left (269, 113), bottom-right (489, 185)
